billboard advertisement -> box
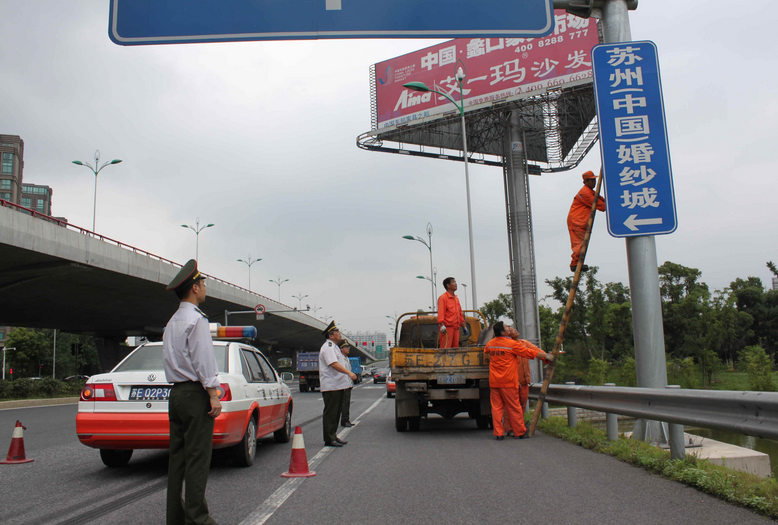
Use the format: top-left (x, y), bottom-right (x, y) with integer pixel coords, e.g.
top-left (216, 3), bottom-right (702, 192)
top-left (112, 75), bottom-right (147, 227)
top-left (373, 10), bottom-right (600, 131)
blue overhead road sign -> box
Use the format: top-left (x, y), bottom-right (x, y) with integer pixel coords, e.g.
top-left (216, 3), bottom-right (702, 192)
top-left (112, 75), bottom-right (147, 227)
top-left (108, 0), bottom-right (555, 45)
top-left (592, 41), bottom-right (677, 238)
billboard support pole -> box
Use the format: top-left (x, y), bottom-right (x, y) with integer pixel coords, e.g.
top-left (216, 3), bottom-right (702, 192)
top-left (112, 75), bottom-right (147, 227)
top-left (504, 114), bottom-right (542, 383)
top-left (458, 70), bottom-right (478, 312)
top-left (601, 0), bottom-right (669, 445)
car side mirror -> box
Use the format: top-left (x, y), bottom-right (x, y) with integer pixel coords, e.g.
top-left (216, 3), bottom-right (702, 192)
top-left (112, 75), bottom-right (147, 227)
top-left (280, 372), bottom-right (294, 383)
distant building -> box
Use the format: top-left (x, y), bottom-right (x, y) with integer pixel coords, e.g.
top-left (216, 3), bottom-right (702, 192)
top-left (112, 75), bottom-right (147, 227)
top-left (0, 326), bottom-right (11, 347)
top-left (344, 331), bottom-right (389, 358)
top-left (773, 277), bottom-right (778, 291)
top-left (21, 183), bottom-right (53, 215)
top-left (0, 135), bottom-right (24, 203)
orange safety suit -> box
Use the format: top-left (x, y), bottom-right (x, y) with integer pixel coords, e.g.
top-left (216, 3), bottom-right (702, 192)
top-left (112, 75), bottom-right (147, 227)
top-left (504, 357), bottom-right (532, 435)
top-left (568, 184), bottom-right (606, 268)
top-left (484, 337), bottom-right (543, 437)
top-left (437, 292), bottom-right (464, 349)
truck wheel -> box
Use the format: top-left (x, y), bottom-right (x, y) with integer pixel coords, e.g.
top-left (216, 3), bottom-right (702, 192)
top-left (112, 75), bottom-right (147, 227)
top-left (395, 403), bottom-right (407, 432)
top-left (476, 415), bottom-right (490, 430)
top-left (408, 417), bottom-right (421, 432)
top-left (100, 449), bottom-right (133, 467)
top-left (300, 384), bottom-right (308, 393)
top-left (233, 416), bottom-right (257, 467)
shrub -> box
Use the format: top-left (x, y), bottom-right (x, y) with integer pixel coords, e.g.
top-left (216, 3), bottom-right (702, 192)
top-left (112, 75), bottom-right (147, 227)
top-left (679, 357), bottom-right (698, 389)
top-left (586, 358), bottom-right (611, 386)
top-left (620, 357), bottom-right (637, 387)
top-left (740, 345), bottom-right (776, 391)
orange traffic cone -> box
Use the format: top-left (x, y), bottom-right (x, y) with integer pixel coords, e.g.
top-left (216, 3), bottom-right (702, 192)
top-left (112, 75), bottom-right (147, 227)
top-left (281, 426), bottom-right (315, 478)
top-left (1, 421), bottom-right (34, 464)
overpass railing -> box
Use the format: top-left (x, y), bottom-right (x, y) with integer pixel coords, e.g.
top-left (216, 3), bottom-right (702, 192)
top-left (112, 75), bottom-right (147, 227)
top-left (529, 383), bottom-right (778, 442)
top-left (0, 199), bottom-right (312, 317)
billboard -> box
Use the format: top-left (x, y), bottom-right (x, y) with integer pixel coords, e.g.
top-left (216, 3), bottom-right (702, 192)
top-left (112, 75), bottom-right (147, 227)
top-left (373, 10), bottom-right (600, 131)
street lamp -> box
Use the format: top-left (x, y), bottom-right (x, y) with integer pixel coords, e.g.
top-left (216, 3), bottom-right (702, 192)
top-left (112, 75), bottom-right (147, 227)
top-left (403, 222), bottom-right (435, 308)
top-left (386, 313), bottom-right (399, 343)
top-left (72, 150), bottom-right (122, 232)
top-left (311, 305), bottom-right (322, 317)
top-left (416, 266), bottom-right (438, 306)
top-left (291, 293), bottom-right (309, 310)
top-left (181, 218), bottom-right (214, 262)
top-left (461, 283), bottom-right (468, 312)
top-left (323, 315), bottom-right (333, 323)
top-left (404, 68), bottom-right (478, 310)
top-left (269, 276), bottom-right (289, 302)
top-left (2, 347), bottom-right (15, 380)
top-left (237, 254), bottom-right (261, 291)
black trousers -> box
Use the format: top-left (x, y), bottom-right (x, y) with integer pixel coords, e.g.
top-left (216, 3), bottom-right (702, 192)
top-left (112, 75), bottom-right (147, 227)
top-left (321, 389), bottom-right (345, 443)
top-left (167, 382), bottom-right (216, 525)
top-left (341, 387), bottom-right (352, 424)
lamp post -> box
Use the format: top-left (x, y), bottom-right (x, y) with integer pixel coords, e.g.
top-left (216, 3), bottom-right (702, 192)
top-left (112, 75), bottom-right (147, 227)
top-left (461, 283), bottom-right (468, 312)
top-left (2, 347), bottom-right (15, 380)
top-left (311, 306), bottom-right (322, 317)
top-left (416, 266), bottom-right (438, 308)
top-left (72, 150), bottom-right (123, 232)
top-left (181, 218), bottom-right (214, 262)
top-left (323, 315), bottom-right (333, 323)
top-left (269, 277), bottom-right (289, 302)
top-left (237, 254), bottom-right (261, 291)
top-left (403, 222), bottom-right (435, 308)
top-left (404, 69), bottom-right (478, 310)
top-left (386, 313), bottom-right (399, 343)
top-left (292, 293), bottom-right (308, 310)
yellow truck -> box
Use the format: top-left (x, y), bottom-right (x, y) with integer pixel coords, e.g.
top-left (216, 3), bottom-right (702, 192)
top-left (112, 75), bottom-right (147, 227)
top-left (390, 311), bottom-right (491, 432)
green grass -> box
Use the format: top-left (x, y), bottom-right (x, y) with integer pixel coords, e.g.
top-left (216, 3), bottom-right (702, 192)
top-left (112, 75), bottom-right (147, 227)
top-left (537, 416), bottom-right (778, 518)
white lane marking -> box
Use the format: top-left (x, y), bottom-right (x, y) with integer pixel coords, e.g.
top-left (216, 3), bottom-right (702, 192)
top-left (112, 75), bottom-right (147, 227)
top-left (325, 0), bottom-right (341, 10)
top-left (239, 395), bottom-right (385, 525)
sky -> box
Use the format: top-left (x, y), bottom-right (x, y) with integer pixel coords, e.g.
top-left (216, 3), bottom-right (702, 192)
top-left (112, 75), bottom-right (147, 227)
top-left (1, 1), bottom-right (776, 338)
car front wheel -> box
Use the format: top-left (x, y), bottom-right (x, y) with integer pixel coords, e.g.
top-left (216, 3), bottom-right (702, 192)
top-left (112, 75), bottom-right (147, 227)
top-left (274, 406), bottom-right (293, 443)
top-left (233, 416), bottom-right (257, 467)
top-left (100, 449), bottom-right (133, 467)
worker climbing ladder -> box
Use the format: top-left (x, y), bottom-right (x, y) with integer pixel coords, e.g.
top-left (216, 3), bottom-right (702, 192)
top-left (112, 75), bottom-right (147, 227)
top-left (529, 169), bottom-right (603, 436)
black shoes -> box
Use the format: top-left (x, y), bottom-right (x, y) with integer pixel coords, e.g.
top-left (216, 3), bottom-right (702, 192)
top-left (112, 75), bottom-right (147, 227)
top-left (324, 441), bottom-right (343, 447)
top-left (570, 264), bottom-right (590, 272)
top-left (335, 438), bottom-right (348, 445)
top-left (495, 435), bottom-right (504, 441)
top-left (341, 421), bottom-right (353, 428)
top-left (518, 428), bottom-right (531, 439)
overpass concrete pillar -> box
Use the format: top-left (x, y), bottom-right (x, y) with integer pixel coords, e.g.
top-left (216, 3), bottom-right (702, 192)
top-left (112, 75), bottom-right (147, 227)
top-left (95, 337), bottom-right (133, 373)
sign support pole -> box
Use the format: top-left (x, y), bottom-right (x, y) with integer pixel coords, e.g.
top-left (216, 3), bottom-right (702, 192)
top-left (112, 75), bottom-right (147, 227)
top-left (601, 0), bottom-right (670, 446)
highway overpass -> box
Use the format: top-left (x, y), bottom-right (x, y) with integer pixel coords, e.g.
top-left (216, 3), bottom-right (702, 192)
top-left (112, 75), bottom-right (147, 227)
top-left (0, 201), bottom-right (375, 370)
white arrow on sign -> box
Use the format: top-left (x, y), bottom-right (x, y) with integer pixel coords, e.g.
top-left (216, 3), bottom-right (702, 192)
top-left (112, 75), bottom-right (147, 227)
top-left (624, 214), bottom-right (663, 232)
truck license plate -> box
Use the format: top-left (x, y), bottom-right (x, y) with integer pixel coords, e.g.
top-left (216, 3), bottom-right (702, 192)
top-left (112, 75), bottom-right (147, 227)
top-left (437, 374), bottom-right (465, 385)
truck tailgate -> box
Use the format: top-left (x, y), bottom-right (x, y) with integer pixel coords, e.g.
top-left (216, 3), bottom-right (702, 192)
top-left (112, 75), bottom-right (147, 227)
top-left (391, 346), bottom-right (488, 379)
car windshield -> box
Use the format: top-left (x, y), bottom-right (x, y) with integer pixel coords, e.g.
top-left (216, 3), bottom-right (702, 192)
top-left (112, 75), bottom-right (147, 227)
top-left (114, 344), bottom-right (228, 373)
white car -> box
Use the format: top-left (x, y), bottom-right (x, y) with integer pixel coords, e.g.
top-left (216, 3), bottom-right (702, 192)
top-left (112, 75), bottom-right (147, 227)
top-left (360, 365), bottom-right (371, 379)
top-left (76, 340), bottom-right (293, 468)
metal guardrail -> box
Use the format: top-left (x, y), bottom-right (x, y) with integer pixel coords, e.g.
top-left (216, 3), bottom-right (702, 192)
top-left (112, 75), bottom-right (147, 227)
top-left (529, 383), bottom-right (778, 441)
top-left (0, 199), bottom-right (312, 317)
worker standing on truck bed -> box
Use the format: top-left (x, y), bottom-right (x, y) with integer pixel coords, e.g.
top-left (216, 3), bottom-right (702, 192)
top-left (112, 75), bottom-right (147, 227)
top-left (437, 277), bottom-right (465, 349)
top-left (338, 339), bottom-right (354, 428)
top-left (319, 321), bottom-right (357, 447)
top-left (485, 322), bottom-right (554, 440)
top-left (567, 170), bottom-right (605, 272)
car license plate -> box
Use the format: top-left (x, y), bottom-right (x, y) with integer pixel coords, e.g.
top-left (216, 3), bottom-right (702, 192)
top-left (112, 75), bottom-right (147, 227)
top-left (129, 386), bottom-right (172, 400)
top-left (437, 374), bottom-right (465, 385)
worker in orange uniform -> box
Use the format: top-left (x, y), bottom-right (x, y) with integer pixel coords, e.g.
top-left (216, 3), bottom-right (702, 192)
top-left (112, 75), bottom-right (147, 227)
top-left (437, 277), bottom-right (465, 349)
top-left (503, 355), bottom-right (532, 437)
top-left (485, 322), bottom-right (554, 440)
top-left (568, 170), bottom-right (605, 272)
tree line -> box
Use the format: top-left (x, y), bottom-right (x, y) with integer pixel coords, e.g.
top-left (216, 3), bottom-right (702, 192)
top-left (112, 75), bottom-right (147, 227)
top-left (2, 328), bottom-right (102, 379)
top-left (480, 261), bottom-right (778, 390)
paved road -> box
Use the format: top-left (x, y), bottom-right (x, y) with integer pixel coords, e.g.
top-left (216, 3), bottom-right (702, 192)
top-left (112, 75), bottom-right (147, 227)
top-left (0, 383), bottom-right (771, 525)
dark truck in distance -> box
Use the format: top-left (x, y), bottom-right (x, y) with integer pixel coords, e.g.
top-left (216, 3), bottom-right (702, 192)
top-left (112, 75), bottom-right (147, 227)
top-left (390, 311), bottom-right (491, 432)
top-left (296, 352), bottom-right (319, 392)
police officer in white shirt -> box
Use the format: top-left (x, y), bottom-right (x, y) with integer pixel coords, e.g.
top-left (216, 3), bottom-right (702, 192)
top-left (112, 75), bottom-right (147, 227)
top-left (319, 321), bottom-right (357, 447)
top-left (338, 339), bottom-right (355, 428)
top-left (163, 259), bottom-right (220, 525)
